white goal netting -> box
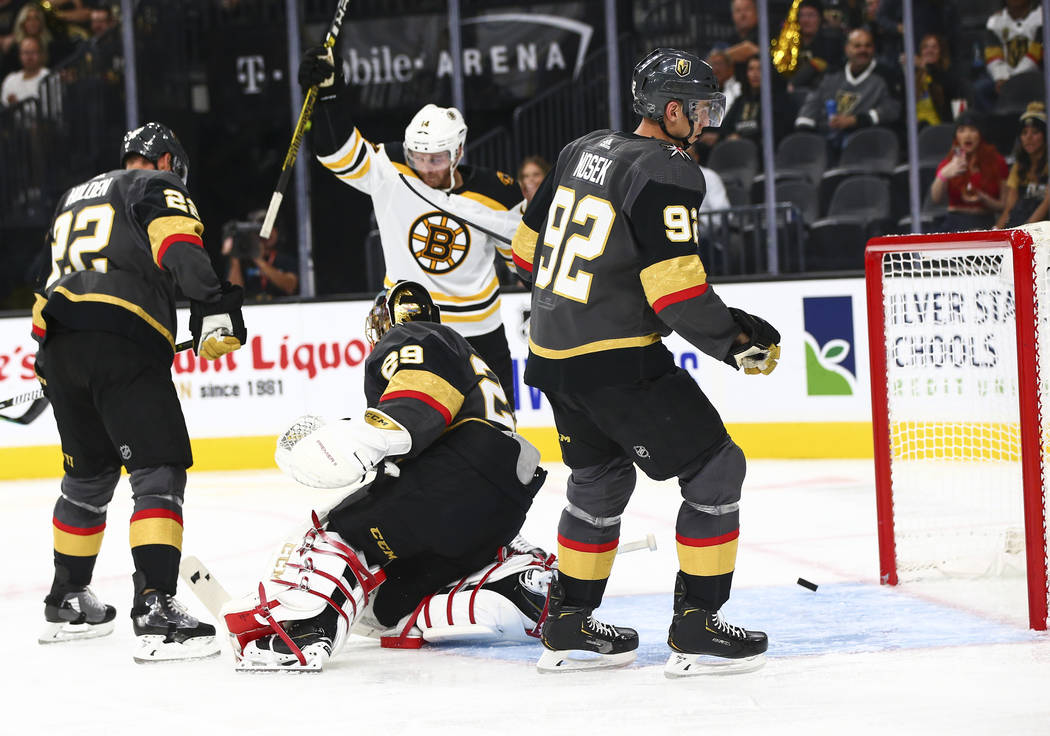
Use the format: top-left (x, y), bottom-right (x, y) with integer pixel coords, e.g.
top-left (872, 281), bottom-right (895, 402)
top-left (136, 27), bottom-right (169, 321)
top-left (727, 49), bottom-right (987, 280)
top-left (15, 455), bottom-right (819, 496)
top-left (874, 229), bottom-right (1050, 603)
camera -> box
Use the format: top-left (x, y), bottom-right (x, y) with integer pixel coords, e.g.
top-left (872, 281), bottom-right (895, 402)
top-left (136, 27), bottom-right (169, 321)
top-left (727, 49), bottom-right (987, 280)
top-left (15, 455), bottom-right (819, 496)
top-left (222, 220), bottom-right (261, 260)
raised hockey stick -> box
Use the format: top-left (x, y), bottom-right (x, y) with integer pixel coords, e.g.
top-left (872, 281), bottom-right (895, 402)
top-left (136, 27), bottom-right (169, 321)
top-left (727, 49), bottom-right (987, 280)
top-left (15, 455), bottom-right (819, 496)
top-left (0, 339), bottom-right (195, 423)
top-left (397, 173), bottom-right (514, 245)
top-left (259, 0), bottom-right (352, 238)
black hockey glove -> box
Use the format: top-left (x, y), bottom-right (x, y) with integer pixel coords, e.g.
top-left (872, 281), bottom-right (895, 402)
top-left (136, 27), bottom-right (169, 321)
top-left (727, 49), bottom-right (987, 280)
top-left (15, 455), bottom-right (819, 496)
top-left (190, 282), bottom-right (247, 360)
top-left (723, 307), bottom-right (781, 375)
top-left (298, 45), bottom-right (344, 101)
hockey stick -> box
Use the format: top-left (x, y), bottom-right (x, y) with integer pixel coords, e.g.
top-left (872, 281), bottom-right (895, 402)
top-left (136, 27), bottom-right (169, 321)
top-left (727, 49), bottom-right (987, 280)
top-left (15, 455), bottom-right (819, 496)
top-left (0, 338), bottom-right (195, 422)
top-left (617, 533), bottom-right (657, 555)
top-left (259, 0), bottom-right (352, 238)
top-left (397, 173), bottom-right (514, 246)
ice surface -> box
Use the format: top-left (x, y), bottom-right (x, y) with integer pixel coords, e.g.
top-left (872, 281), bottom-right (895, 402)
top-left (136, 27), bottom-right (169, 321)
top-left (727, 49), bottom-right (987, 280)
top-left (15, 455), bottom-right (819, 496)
top-left (4, 460), bottom-right (1048, 735)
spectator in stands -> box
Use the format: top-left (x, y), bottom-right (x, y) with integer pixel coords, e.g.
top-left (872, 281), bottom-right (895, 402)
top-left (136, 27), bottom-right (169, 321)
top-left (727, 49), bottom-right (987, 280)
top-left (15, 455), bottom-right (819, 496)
top-left (88, 5), bottom-right (114, 38)
top-left (222, 210), bottom-right (299, 301)
top-left (695, 49), bottom-right (744, 158)
top-left (726, 0), bottom-right (760, 80)
top-left (794, 27), bottom-right (901, 158)
top-left (1, 35), bottom-right (47, 106)
top-left (821, 0), bottom-right (862, 30)
top-left (975, 0), bottom-right (1044, 112)
top-left (2, 2), bottom-right (48, 74)
top-left (0, 0), bottom-right (27, 58)
top-left (930, 112), bottom-right (1009, 231)
top-left (913, 33), bottom-right (968, 128)
top-left (708, 49), bottom-right (742, 112)
top-left (779, 0), bottom-right (845, 94)
top-left (873, 1), bottom-right (964, 72)
top-left (995, 102), bottom-right (1049, 228)
top-left (720, 55), bottom-right (794, 149)
top-left (517, 155), bottom-right (550, 206)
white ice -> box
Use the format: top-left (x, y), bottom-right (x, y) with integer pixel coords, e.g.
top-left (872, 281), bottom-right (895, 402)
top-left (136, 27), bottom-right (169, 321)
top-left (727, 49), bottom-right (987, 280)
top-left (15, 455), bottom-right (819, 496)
top-left (4, 460), bottom-right (1049, 735)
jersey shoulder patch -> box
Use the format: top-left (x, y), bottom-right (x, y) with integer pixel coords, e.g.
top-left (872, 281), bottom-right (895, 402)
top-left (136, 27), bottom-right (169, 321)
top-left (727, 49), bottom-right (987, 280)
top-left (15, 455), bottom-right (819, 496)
top-left (457, 165), bottom-right (523, 210)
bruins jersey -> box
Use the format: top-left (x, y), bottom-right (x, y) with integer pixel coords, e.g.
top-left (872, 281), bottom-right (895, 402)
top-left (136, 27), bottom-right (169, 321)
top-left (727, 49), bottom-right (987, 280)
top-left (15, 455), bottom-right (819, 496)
top-left (985, 6), bottom-right (1043, 81)
top-left (317, 131), bottom-right (524, 337)
top-left (32, 168), bottom-right (221, 361)
top-left (511, 130), bottom-right (739, 393)
top-left (364, 320), bottom-right (515, 456)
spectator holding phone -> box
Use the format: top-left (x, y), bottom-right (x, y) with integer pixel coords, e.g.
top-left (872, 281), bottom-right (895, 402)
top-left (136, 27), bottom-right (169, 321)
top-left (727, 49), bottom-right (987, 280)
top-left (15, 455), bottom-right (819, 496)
top-left (930, 112), bottom-right (1009, 232)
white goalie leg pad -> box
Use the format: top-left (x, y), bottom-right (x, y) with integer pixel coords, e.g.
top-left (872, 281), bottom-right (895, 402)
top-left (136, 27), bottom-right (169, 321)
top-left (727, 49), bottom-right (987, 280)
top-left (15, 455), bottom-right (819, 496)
top-left (275, 411), bottom-right (412, 489)
top-left (221, 512), bottom-right (385, 669)
top-left (417, 551), bottom-right (554, 644)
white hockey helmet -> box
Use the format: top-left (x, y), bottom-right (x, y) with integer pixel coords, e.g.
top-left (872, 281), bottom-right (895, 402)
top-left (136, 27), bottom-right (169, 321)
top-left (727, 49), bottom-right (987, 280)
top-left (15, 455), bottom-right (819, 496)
top-left (403, 104), bottom-right (467, 184)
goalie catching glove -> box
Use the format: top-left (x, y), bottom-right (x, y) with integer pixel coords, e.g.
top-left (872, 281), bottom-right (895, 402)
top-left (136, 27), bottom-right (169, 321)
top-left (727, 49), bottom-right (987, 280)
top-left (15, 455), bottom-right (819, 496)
top-left (723, 307), bottom-right (781, 375)
top-left (190, 282), bottom-right (247, 360)
top-left (274, 410), bottom-right (412, 489)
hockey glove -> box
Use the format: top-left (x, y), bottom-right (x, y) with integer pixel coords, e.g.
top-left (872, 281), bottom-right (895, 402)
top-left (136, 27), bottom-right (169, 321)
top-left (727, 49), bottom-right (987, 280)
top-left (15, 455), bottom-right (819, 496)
top-left (190, 282), bottom-right (247, 360)
top-left (274, 411), bottom-right (412, 490)
top-left (723, 307), bottom-right (781, 375)
top-left (298, 45), bottom-right (343, 101)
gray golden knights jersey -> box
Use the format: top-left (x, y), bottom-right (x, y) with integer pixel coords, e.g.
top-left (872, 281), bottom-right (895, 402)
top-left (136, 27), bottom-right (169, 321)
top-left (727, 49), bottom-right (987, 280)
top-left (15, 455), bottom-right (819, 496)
top-left (511, 129), bottom-right (740, 393)
top-left (32, 168), bottom-right (222, 362)
top-left (363, 320), bottom-right (515, 456)
top-left (318, 132), bottom-right (524, 337)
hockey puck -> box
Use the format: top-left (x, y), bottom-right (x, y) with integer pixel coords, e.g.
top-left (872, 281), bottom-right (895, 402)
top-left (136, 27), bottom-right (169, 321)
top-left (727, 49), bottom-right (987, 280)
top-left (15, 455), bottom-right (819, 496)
top-left (797, 577), bottom-right (818, 592)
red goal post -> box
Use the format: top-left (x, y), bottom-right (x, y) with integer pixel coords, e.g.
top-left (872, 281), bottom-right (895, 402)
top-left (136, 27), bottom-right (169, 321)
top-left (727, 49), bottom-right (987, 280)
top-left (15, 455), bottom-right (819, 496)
top-left (865, 226), bottom-right (1050, 631)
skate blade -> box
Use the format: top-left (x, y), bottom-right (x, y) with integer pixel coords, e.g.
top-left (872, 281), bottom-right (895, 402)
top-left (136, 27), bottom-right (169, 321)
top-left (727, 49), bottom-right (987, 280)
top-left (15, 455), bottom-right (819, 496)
top-left (664, 651), bottom-right (766, 677)
top-left (236, 657), bottom-right (324, 673)
top-left (133, 634), bottom-right (221, 663)
top-left (536, 647), bottom-right (636, 673)
top-left (38, 619), bottom-right (115, 644)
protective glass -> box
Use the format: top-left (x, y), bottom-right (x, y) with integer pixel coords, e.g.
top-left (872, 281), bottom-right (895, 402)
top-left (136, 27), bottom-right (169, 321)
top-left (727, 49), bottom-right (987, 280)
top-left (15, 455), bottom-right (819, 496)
top-left (688, 95), bottom-right (726, 128)
top-left (404, 148), bottom-right (453, 173)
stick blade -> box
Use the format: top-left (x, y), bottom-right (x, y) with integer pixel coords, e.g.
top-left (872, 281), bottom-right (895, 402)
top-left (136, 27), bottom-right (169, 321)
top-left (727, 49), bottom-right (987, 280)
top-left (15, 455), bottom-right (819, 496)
top-left (179, 555), bottom-right (231, 620)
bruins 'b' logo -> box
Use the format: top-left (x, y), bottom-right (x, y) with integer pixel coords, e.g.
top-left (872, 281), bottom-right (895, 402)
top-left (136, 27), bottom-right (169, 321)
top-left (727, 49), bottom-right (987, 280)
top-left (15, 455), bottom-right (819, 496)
top-left (408, 211), bottom-right (471, 274)
top-left (675, 58), bottom-right (691, 77)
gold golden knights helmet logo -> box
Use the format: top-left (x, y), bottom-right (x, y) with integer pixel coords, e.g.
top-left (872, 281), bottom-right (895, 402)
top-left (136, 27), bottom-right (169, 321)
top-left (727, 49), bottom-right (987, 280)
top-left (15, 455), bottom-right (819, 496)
top-left (675, 58), bottom-right (692, 77)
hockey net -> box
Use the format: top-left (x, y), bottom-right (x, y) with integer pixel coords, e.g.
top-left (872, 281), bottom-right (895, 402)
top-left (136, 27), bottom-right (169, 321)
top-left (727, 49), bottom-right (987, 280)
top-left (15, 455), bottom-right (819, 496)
top-left (865, 225), bottom-right (1050, 630)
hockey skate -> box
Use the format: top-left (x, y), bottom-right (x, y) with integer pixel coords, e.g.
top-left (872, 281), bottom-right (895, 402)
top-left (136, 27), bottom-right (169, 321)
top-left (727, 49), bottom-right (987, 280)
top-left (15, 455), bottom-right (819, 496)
top-left (39, 586), bottom-right (117, 644)
top-left (536, 574), bottom-right (637, 673)
top-left (131, 577), bottom-right (221, 663)
top-left (664, 574), bottom-right (767, 677)
top-left (240, 609), bottom-right (337, 672)
top-left (222, 511), bottom-right (385, 672)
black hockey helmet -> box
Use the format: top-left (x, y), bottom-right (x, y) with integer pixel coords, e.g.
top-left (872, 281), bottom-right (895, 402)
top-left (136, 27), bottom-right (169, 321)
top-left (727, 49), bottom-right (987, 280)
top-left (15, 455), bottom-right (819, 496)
top-left (120, 122), bottom-right (190, 184)
top-left (365, 280), bottom-right (441, 346)
top-left (632, 48), bottom-right (725, 127)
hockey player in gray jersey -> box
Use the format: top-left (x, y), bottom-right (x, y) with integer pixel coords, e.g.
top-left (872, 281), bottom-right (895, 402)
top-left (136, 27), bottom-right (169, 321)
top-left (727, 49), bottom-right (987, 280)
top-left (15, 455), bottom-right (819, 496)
top-left (512, 48), bottom-right (781, 676)
top-left (221, 281), bottom-right (550, 671)
top-left (33, 122), bottom-right (246, 661)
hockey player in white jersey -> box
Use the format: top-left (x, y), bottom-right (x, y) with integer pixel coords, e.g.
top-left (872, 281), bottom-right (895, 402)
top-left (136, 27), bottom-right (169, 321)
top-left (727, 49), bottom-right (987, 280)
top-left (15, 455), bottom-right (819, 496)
top-left (298, 48), bottom-right (524, 404)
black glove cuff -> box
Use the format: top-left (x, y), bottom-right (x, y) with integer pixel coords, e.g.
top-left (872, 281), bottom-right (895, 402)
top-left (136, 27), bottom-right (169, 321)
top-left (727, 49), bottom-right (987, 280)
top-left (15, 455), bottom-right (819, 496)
top-left (190, 282), bottom-right (247, 345)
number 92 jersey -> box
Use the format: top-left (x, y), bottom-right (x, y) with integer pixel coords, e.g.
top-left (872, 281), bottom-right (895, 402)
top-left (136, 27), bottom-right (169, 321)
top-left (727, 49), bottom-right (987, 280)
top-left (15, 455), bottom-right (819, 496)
top-left (510, 129), bottom-right (740, 393)
top-left (363, 320), bottom-right (515, 457)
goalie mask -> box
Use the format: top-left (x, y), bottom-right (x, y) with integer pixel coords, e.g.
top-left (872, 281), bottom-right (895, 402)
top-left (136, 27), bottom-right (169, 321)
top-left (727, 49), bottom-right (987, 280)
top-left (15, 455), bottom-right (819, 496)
top-left (632, 48), bottom-right (725, 147)
top-left (366, 281), bottom-right (441, 346)
top-left (120, 122), bottom-right (190, 184)
top-left (403, 104), bottom-right (467, 192)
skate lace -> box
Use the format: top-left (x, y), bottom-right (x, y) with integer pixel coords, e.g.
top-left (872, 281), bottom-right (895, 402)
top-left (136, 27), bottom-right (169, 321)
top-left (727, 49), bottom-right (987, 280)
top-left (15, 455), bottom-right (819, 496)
top-left (507, 534), bottom-right (545, 558)
top-left (711, 611), bottom-right (746, 639)
top-left (586, 615), bottom-right (617, 638)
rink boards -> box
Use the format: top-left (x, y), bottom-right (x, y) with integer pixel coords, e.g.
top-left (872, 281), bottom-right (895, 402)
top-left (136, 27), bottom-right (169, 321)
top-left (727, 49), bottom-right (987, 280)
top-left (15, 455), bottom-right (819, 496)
top-left (0, 278), bottom-right (873, 478)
